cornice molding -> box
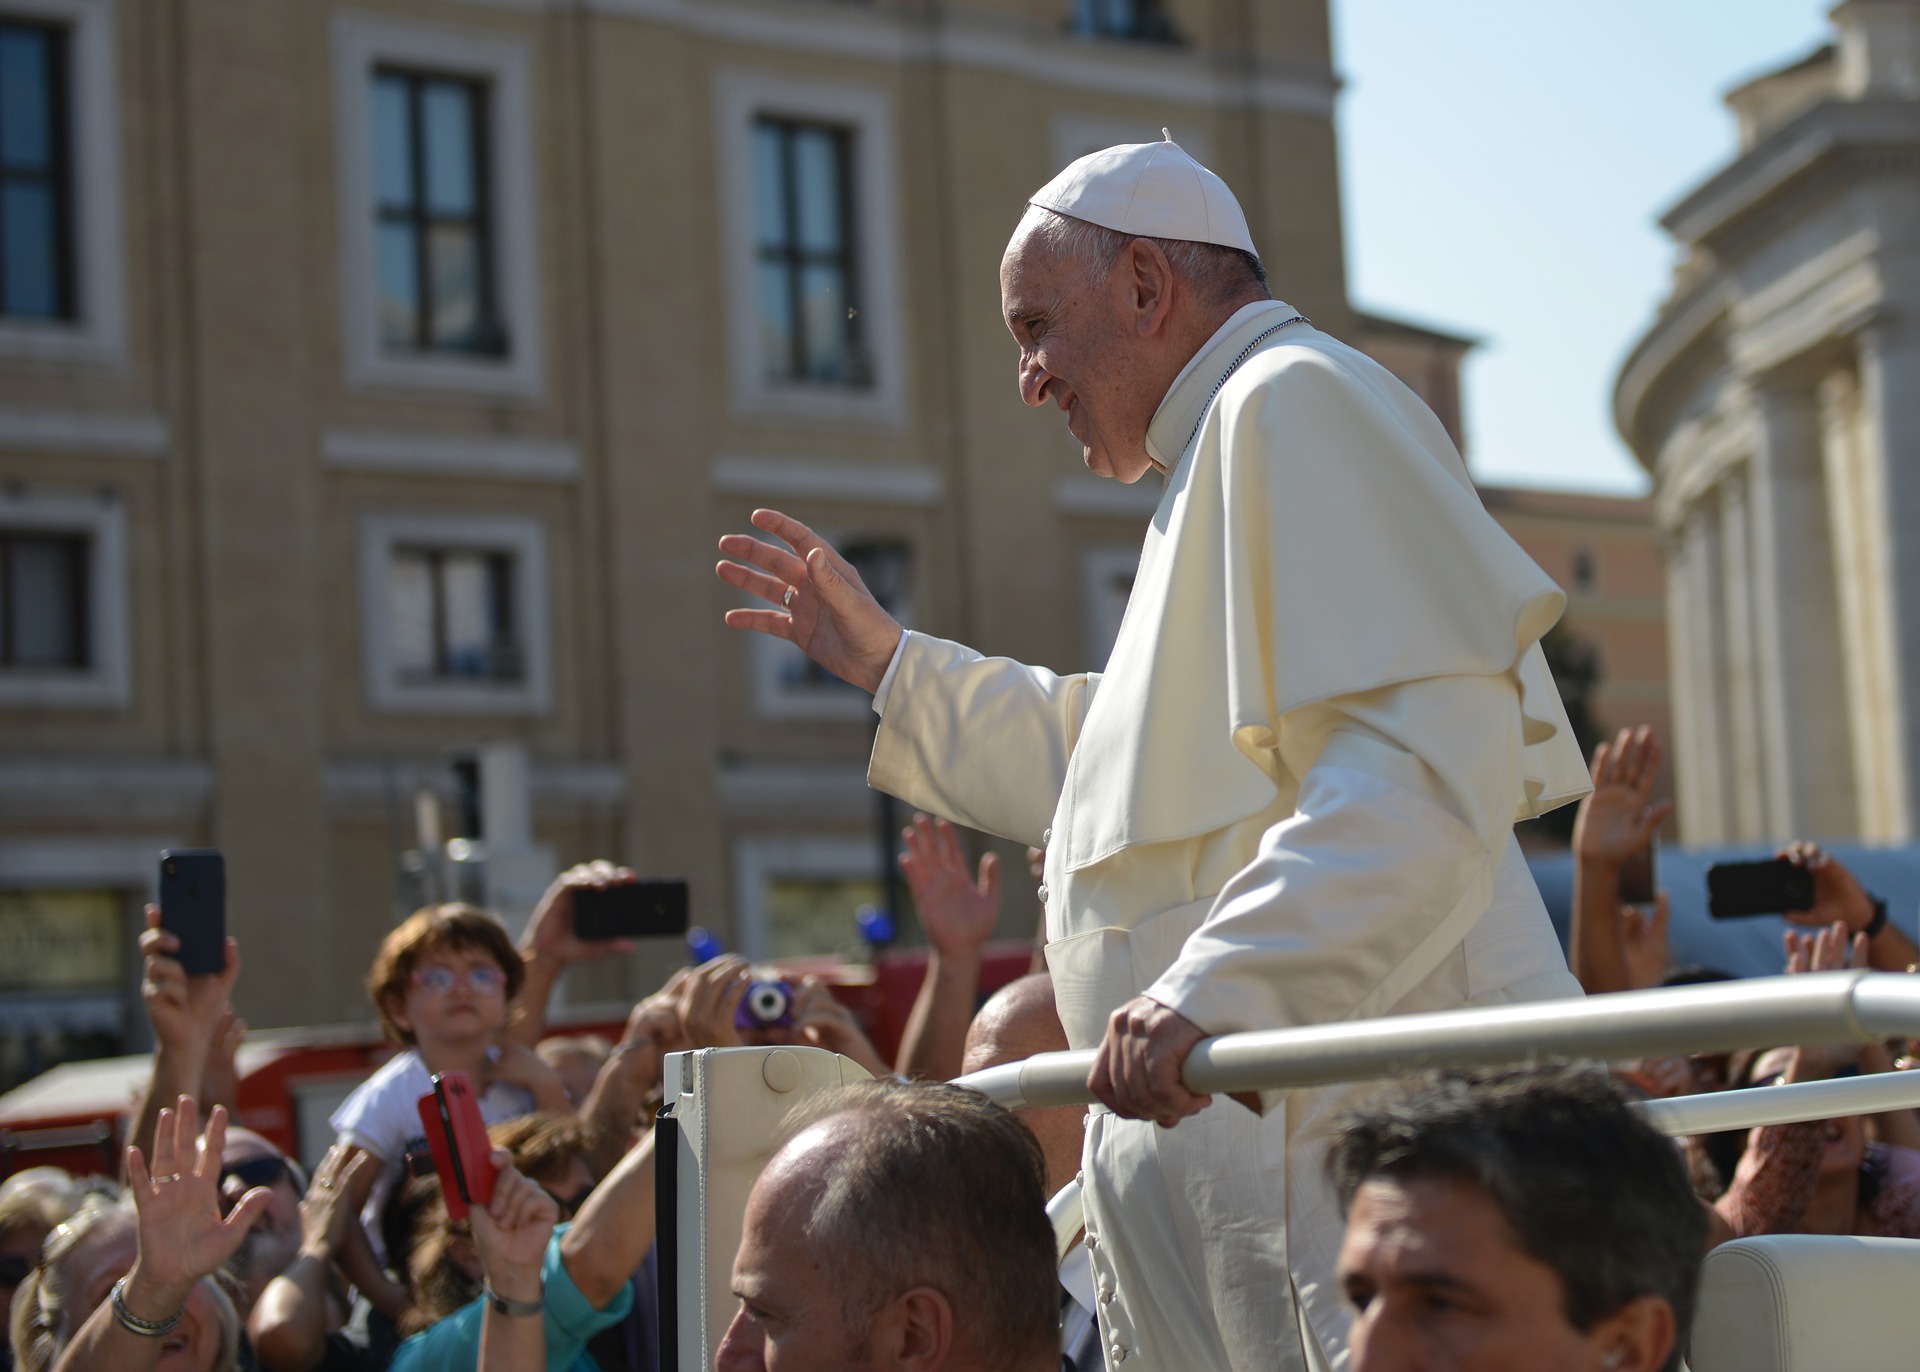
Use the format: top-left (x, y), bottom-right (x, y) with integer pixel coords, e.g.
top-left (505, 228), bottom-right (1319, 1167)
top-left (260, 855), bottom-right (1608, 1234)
top-left (1662, 100), bottom-right (1920, 249)
top-left (497, 0), bottom-right (1338, 115)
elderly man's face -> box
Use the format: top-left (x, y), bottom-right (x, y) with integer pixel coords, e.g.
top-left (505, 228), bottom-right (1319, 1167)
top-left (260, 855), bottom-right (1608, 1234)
top-left (716, 1145), bottom-right (872, 1372)
top-left (1000, 230), bottom-right (1161, 485)
top-left (1338, 1176), bottom-right (1655, 1372)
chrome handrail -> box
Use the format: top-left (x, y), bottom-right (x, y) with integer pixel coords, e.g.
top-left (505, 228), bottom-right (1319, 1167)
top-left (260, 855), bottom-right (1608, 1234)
top-left (956, 971), bottom-right (1920, 1109)
top-left (1639, 1070), bottom-right (1920, 1135)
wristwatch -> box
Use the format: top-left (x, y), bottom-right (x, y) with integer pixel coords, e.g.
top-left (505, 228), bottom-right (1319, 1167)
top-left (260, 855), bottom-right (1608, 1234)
top-left (485, 1282), bottom-right (544, 1318)
top-left (1864, 892), bottom-right (1889, 940)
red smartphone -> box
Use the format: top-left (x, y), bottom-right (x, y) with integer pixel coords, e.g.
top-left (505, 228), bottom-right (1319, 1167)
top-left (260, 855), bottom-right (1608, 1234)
top-left (415, 1071), bottom-right (496, 1220)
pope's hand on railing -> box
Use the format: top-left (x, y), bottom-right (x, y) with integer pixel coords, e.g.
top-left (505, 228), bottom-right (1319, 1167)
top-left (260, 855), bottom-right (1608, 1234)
top-left (1088, 995), bottom-right (1212, 1128)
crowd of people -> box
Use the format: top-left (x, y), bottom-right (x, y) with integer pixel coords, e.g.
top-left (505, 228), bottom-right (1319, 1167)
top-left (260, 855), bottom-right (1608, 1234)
top-left (0, 725), bottom-right (1916, 1372)
top-left (1569, 725), bottom-right (1920, 1246)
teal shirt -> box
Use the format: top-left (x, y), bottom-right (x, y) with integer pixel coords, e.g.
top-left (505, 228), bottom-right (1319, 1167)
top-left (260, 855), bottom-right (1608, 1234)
top-left (389, 1223), bottom-right (633, 1372)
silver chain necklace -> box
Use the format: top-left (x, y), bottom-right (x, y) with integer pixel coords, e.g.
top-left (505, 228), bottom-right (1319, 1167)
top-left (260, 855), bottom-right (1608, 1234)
top-left (1179, 314), bottom-right (1308, 459)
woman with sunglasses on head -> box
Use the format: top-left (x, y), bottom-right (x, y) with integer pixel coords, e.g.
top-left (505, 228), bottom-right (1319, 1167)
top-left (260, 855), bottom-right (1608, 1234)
top-left (9, 1099), bottom-right (269, 1372)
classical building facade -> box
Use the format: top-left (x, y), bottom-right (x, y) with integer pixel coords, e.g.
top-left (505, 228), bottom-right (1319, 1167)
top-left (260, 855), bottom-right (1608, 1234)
top-left (0, 0), bottom-right (1364, 1079)
top-left (1616, 0), bottom-right (1920, 846)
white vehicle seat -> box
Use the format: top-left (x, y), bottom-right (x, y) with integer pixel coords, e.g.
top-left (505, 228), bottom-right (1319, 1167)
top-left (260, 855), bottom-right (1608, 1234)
top-left (1689, 1234), bottom-right (1920, 1372)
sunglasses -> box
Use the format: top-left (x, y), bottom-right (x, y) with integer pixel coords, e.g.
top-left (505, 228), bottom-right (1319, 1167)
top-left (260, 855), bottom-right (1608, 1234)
top-left (543, 1184), bottom-right (592, 1221)
top-left (218, 1153), bottom-right (308, 1208)
top-left (410, 965), bottom-right (507, 996)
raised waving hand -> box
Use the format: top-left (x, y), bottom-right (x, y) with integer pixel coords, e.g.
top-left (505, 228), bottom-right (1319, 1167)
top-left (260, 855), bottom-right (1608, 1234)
top-left (716, 508), bottom-right (904, 693)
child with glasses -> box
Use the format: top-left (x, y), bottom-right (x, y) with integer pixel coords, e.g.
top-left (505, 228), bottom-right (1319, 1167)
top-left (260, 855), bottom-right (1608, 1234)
top-left (325, 905), bottom-right (570, 1328)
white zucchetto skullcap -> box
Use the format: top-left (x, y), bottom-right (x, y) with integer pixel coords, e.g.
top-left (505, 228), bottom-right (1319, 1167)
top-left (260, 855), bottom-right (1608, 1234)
top-left (1028, 131), bottom-right (1258, 258)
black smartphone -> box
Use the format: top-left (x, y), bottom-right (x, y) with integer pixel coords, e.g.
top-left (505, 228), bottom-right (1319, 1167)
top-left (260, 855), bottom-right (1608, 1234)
top-left (573, 879), bottom-right (689, 941)
top-left (1706, 858), bottom-right (1815, 920)
top-left (157, 849), bottom-right (226, 975)
top-left (1618, 835), bottom-right (1658, 906)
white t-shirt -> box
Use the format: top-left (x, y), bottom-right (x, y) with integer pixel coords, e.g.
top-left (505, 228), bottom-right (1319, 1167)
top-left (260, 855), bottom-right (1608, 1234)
top-left (329, 1046), bottom-right (536, 1265)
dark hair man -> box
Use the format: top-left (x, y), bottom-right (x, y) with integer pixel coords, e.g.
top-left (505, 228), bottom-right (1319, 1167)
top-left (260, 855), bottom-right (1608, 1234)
top-left (716, 1079), bottom-right (1059, 1372)
top-left (1326, 1066), bottom-right (1705, 1372)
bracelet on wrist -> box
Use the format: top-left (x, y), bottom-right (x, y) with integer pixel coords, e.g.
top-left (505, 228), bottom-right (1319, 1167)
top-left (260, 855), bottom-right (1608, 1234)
top-left (485, 1281), bottom-right (544, 1318)
top-left (110, 1277), bottom-right (184, 1338)
top-left (1864, 893), bottom-right (1890, 940)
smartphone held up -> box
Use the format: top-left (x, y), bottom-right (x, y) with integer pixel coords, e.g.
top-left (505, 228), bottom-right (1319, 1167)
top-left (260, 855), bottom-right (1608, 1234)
top-left (1706, 857), bottom-right (1817, 921)
top-left (157, 849), bottom-right (226, 977)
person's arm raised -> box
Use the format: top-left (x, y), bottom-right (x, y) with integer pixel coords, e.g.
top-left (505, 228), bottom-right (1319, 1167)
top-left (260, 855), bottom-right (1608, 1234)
top-left (128, 905), bottom-right (241, 1168)
top-left (1780, 841), bottom-right (1920, 973)
top-left (471, 1151), bottom-right (556, 1372)
top-left (1569, 727), bottom-right (1672, 995)
top-left (716, 508), bottom-right (903, 694)
top-left (250, 1146), bottom-right (373, 1372)
top-left (557, 1127), bottom-right (657, 1311)
top-left (506, 862), bottom-right (641, 1050)
top-left (577, 973), bottom-right (686, 1178)
top-left (894, 815), bottom-right (1000, 1080)
top-left (54, 1101), bottom-right (271, 1372)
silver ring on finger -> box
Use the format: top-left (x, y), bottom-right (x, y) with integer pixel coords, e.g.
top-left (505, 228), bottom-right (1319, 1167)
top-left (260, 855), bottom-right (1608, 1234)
top-left (782, 585), bottom-right (797, 609)
top-left (153, 1174), bottom-right (181, 1185)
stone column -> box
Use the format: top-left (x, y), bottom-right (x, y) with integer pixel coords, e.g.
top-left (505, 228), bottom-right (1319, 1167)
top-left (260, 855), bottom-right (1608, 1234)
top-left (1718, 471), bottom-right (1769, 841)
top-left (1672, 499), bottom-right (1731, 842)
top-left (1855, 321), bottom-right (1920, 837)
top-left (1820, 365), bottom-right (1903, 838)
top-left (1749, 384), bottom-right (1857, 839)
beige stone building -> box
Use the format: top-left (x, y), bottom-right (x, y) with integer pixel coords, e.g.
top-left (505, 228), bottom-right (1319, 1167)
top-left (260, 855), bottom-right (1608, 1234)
top-left (1616, 0), bottom-right (1920, 846)
top-left (0, 0), bottom-right (1368, 1081)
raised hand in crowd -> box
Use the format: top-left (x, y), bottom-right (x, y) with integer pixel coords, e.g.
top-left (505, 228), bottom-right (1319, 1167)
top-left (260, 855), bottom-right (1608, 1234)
top-left (469, 1150), bottom-right (556, 1372)
top-left (577, 970), bottom-right (690, 1175)
top-left (249, 1144), bottom-right (374, 1372)
top-left (671, 954), bottom-right (891, 1078)
top-left (1569, 726), bottom-right (1674, 995)
top-left (676, 954), bottom-right (752, 1049)
top-left (895, 813), bottom-right (1003, 1080)
top-left (1786, 919), bottom-right (1920, 1151)
top-left (788, 975), bottom-right (891, 1078)
top-left (507, 862), bottom-right (642, 1048)
top-left (129, 904), bottom-right (242, 1167)
top-left (1778, 921), bottom-right (1869, 1081)
top-left (50, 1099), bottom-right (271, 1372)
top-left (1778, 840), bottom-right (1920, 973)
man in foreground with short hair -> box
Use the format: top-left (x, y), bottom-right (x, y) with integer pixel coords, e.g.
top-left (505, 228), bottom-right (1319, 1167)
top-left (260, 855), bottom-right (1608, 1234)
top-left (717, 1079), bottom-right (1059, 1372)
top-left (959, 974), bottom-right (1095, 1372)
top-left (1327, 1066), bottom-right (1705, 1372)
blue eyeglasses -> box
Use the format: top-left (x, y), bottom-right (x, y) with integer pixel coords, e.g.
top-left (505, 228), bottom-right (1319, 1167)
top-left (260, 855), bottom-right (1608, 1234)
top-left (410, 965), bottom-right (507, 996)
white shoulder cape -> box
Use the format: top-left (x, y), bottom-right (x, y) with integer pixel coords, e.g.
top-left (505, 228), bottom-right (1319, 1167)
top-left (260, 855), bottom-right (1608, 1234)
top-left (1056, 303), bottom-right (1590, 874)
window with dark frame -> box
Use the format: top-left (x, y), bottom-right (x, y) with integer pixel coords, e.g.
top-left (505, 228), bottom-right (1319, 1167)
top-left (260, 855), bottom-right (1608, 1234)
top-left (752, 115), bottom-right (869, 387)
top-left (1071, 0), bottom-right (1176, 42)
top-left (1572, 548), bottom-right (1597, 595)
top-left (387, 545), bottom-right (522, 684)
top-left (0, 528), bottom-right (89, 669)
top-left (372, 68), bottom-right (504, 357)
top-left (0, 19), bottom-right (73, 320)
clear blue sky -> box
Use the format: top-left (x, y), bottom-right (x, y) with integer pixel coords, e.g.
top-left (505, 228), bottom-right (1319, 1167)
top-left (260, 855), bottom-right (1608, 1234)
top-left (1333, 1), bottom-right (1835, 494)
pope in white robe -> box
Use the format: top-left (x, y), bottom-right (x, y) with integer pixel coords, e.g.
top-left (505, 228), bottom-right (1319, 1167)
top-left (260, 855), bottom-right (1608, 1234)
top-left (717, 139), bottom-right (1592, 1372)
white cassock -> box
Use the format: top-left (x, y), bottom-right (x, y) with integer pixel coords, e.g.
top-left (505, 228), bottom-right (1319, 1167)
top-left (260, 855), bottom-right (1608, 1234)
top-left (868, 299), bottom-right (1593, 1371)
